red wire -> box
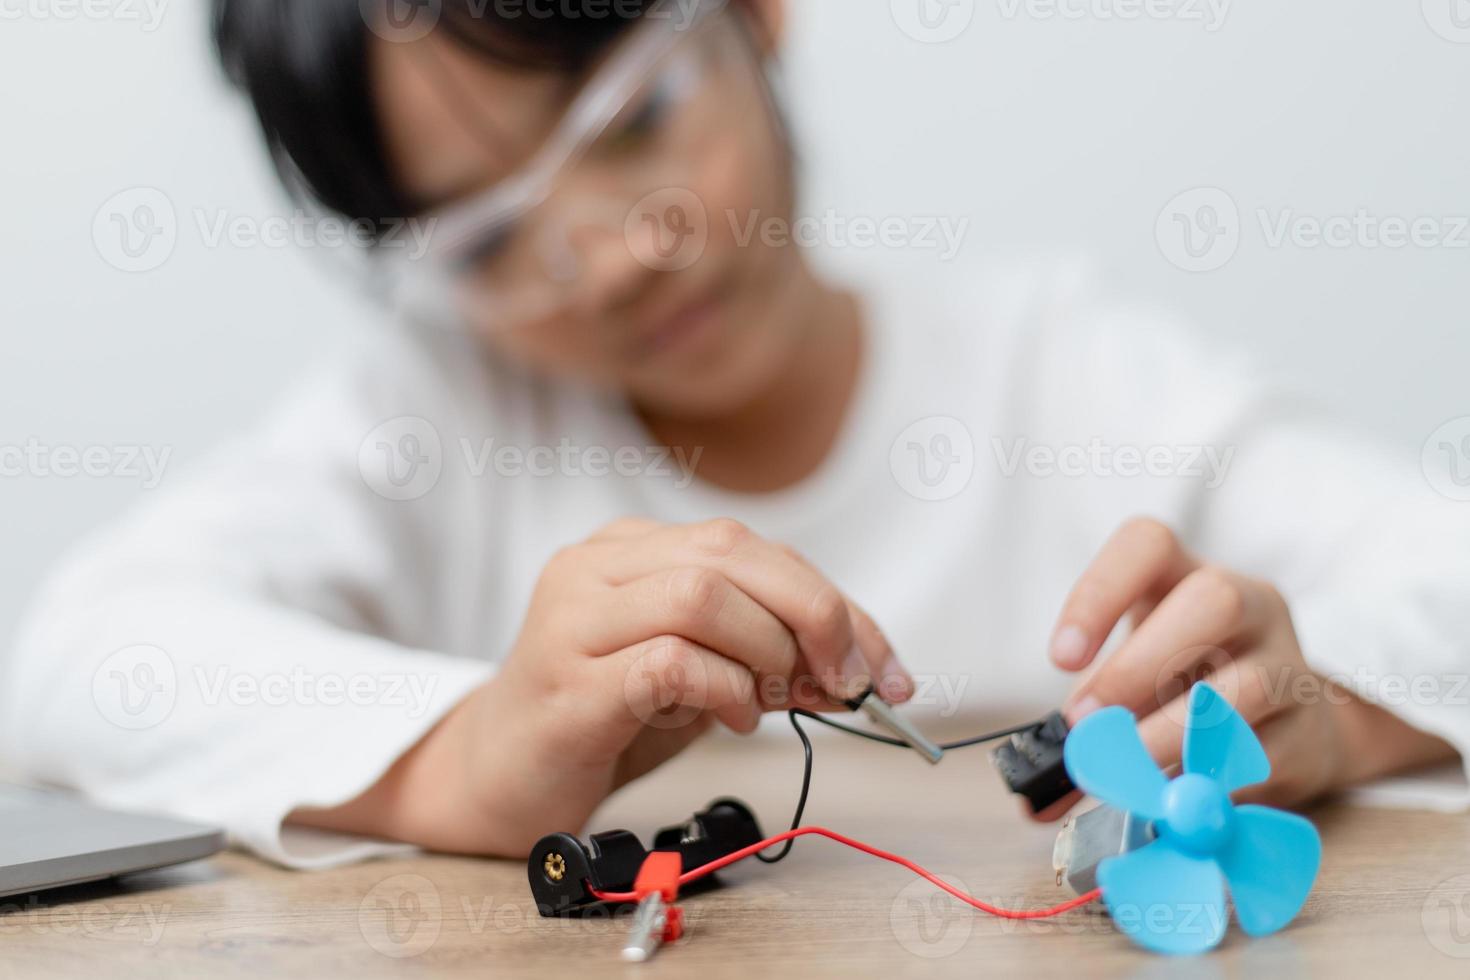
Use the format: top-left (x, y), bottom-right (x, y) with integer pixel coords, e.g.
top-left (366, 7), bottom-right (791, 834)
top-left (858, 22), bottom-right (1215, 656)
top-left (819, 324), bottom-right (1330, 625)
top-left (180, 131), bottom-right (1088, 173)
top-left (586, 825), bottom-right (1103, 920)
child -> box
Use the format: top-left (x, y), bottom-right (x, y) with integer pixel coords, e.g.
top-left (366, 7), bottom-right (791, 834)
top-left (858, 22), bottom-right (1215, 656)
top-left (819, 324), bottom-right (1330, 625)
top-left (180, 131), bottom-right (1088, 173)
top-left (2, 0), bottom-right (1464, 868)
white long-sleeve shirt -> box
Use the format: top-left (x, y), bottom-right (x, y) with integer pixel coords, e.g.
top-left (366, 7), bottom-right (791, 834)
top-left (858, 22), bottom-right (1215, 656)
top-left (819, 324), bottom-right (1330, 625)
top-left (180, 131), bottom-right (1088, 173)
top-left (4, 263), bottom-right (1467, 867)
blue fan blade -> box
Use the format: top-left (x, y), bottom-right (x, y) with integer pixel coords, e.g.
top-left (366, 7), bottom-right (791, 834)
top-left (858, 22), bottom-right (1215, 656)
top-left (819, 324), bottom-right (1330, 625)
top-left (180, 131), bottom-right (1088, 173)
top-left (1217, 805), bottom-right (1321, 937)
top-left (1098, 839), bottom-right (1228, 955)
top-left (1182, 683), bottom-right (1270, 793)
top-left (1063, 706), bottom-right (1168, 820)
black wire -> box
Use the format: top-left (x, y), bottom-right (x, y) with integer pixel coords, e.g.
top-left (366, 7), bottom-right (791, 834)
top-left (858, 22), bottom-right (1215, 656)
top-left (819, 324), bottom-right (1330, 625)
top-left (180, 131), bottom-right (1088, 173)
top-left (753, 711), bottom-right (816, 864)
top-left (752, 709), bottom-right (1042, 864)
top-left (798, 710), bottom-right (1041, 751)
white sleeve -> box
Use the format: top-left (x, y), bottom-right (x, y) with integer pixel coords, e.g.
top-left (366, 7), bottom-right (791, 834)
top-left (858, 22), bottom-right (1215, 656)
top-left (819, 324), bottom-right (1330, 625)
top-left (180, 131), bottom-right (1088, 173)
top-left (1192, 404), bottom-right (1470, 807)
top-left (0, 329), bottom-right (496, 868)
top-left (1017, 271), bottom-right (1470, 801)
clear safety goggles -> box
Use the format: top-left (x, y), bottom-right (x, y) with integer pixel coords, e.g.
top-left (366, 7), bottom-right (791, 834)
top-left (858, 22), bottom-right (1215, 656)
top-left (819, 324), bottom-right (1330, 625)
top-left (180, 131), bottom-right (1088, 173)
top-left (372, 0), bottom-right (775, 334)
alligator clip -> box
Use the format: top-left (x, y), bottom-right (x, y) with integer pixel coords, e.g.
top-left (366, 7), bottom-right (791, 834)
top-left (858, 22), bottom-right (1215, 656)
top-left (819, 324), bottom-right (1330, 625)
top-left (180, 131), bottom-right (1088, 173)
top-left (845, 685), bottom-right (944, 764)
top-left (622, 851), bottom-right (684, 963)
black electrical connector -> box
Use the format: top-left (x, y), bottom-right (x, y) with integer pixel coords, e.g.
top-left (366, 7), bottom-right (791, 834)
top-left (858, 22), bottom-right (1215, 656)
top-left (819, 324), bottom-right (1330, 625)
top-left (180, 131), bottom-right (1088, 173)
top-left (991, 711), bottom-right (1076, 813)
top-left (528, 798), bottom-right (764, 916)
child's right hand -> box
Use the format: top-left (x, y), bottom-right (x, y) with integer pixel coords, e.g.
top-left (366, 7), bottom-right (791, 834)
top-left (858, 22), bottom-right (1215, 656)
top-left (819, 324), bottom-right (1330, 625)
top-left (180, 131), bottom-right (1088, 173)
top-left (291, 518), bottom-right (910, 856)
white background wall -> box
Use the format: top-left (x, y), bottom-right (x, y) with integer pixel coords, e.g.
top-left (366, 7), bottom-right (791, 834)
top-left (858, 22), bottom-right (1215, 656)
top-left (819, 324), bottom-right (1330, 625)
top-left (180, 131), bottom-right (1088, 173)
top-left (2, 0), bottom-right (1467, 642)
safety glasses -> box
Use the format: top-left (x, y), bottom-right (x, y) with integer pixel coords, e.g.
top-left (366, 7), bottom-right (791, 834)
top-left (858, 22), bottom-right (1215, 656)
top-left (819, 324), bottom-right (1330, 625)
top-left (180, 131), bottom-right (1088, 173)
top-left (373, 0), bottom-right (773, 334)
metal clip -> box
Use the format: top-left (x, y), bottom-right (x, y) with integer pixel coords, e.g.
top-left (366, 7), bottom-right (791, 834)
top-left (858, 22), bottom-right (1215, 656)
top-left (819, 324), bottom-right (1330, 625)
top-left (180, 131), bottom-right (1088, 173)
top-left (623, 891), bottom-right (673, 962)
top-left (621, 852), bottom-right (684, 963)
top-left (848, 686), bottom-right (944, 764)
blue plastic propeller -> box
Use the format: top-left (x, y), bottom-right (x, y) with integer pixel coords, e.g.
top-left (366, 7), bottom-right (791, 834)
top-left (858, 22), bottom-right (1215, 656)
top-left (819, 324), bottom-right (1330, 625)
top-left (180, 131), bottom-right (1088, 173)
top-left (1062, 683), bottom-right (1321, 955)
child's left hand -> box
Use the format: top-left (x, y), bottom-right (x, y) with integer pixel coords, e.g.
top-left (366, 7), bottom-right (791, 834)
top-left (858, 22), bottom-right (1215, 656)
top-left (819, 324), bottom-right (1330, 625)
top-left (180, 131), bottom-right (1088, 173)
top-left (1037, 517), bottom-right (1455, 820)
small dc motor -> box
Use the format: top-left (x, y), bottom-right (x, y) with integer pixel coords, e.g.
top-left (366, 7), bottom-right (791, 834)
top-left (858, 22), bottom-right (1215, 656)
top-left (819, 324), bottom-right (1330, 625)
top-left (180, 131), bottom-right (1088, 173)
top-left (1051, 804), bottom-right (1156, 895)
top-left (990, 711), bottom-right (1157, 896)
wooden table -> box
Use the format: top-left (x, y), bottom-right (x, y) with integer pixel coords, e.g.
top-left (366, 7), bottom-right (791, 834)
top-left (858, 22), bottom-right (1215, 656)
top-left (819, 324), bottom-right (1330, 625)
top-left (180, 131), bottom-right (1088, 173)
top-left (4, 724), bottom-right (1469, 978)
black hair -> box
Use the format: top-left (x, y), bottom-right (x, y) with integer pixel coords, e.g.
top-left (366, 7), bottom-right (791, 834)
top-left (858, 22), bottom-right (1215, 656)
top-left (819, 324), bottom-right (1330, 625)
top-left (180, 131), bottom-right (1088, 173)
top-left (213, 0), bottom-right (659, 230)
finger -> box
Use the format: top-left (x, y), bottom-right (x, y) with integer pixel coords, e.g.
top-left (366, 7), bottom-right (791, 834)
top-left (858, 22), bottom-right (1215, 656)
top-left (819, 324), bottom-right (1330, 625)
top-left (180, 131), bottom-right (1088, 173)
top-left (1050, 518), bottom-right (1199, 672)
top-left (1229, 709), bottom-right (1321, 809)
top-left (586, 517), bottom-right (661, 542)
top-left (1034, 650), bottom-right (1287, 823)
top-left (757, 592), bottom-right (909, 706)
top-left (849, 602), bottom-right (912, 703)
top-left (602, 634), bottom-right (762, 735)
top-left (1133, 691), bottom-right (1190, 775)
top-left (1066, 566), bottom-right (1270, 720)
top-left (1131, 649), bottom-right (1290, 776)
top-left (714, 700), bottom-right (765, 735)
top-left (589, 519), bottom-right (898, 701)
top-left (1126, 595), bottom-right (1162, 634)
top-left (578, 566), bottom-right (800, 705)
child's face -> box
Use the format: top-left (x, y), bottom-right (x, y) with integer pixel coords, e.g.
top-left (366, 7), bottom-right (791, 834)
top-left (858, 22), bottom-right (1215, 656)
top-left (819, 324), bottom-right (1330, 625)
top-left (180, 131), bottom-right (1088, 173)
top-left (372, 4), bottom-right (806, 417)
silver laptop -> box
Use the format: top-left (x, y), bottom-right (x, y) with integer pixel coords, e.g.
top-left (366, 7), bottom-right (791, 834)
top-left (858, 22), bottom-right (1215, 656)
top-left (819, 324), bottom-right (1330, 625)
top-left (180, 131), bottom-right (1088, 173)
top-left (0, 784), bottom-right (224, 899)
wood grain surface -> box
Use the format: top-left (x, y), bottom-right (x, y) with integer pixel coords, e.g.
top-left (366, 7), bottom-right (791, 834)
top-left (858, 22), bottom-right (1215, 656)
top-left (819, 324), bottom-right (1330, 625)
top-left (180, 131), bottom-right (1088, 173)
top-left (3, 723), bottom-right (1467, 979)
